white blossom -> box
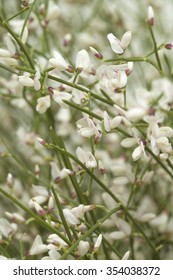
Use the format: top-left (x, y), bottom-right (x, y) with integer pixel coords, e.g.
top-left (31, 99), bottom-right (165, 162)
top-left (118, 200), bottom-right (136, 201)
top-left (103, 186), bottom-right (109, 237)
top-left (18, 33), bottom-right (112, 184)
top-left (78, 241), bottom-right (90, 256)
top-left (36, 95), bottom-right (51, 114)
top-left (107, 31), bottom-right (132, 54)
top-left (29, 235), bottom-right (48, 255)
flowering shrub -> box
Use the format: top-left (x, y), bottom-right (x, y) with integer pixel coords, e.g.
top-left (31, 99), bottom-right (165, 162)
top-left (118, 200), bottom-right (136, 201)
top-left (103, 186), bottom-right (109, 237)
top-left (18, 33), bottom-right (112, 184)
top-left (0, 0), bottom-right (173, 260)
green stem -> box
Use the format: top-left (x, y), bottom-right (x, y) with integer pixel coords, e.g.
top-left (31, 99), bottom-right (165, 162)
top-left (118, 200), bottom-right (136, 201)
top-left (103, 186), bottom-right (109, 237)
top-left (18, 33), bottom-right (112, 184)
top-left (63, 100), bottom-right (103, 121)
top-left (51, 186), bottom-right (73, 242)
top-left (104, 56), bottom-right (161, 73)
top-left (50, 128), bottom-right (87, 205)
top-left (20, 0), bottom-right (37, 39)
top-left (5, 7), bottom-right (29, 22)
top-left (148, 24), bottom-right (163, 73)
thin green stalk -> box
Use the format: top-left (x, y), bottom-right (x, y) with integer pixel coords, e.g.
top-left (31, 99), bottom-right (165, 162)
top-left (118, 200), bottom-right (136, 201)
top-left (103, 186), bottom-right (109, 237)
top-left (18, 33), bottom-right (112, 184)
top-left (0, 63), bottom-right (18, 75)
top-left (148, 24), bottom-right (163, 73)
top-left (63, 100), bottom-right (103, 121)
top-left (5, 7), bottom-right (29, 22)
top-left (20, 0), bottom-right (37, 39)
top-left (48, 74), bottom-right (114, 106)
top-left (146, 147), bottom-right (173, 180)
top-left (50, 128), bottom-right (87, 205)
top-left (60, 207), bottom-right (121, 259)
top-left (146, 43), bottom-right (164, 57)
top-left (51, 186), bottom-right (73, 242)
top-left (104, 56), bottom-right (161, 73)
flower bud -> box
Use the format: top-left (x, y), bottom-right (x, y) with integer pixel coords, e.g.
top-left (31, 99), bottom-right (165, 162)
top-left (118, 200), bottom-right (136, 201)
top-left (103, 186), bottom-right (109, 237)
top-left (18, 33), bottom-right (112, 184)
top-left (94, 234), bottom-right (102, 251)
top-left (89, 46), bottom-right (103, 60)
top-left (148, 6), bottom-right (154, 26)
top-left (165, 43), bottom-right (173, 50)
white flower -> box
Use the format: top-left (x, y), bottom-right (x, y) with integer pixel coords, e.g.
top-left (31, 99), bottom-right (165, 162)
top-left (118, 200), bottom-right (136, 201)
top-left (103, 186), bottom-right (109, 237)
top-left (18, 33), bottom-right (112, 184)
top-left (50, 161), bottom-right (73, 182)
top-left (78, 241), bottom-right (90, 256)
top-left (77, 115), bottom-right (102, 140)
top-left (42, 249), bottom-right (61, 260)
top-left (63, 209), bottom-right (80, 225)
top-left (19, 69), bottom-right (41, 90)
top-left (0, 57), bottom-right (18, 66)
top-left (94, 234), bottom-right (102, 251)
top-left (107, 31), bottom-right (132, 54)
top-left (103, 111), bottom-right (122, 132)
top-left (96, 65), bottom-right (128, 92)
top-left (0, 218), bottom-right (17, 238)
top-left (5, 212), bottom-right (25, 223)
top-left (76, 147), bottom-right (97, 168)
top-left (71, 204), bottom-right (85, 219)
top-left (47, 234), bottom-right (68, 247)
top-left (76, 49), bottom-right (90, 71)
top-left (132, 142), bottom-right (146, 161)
top-left (36, 95), bottom-right (51, 114)
top-left (29, 235), bottom-right (48, 255)
top-left (125, 108), bottom-right (146, 122)
top-left (49, 50), bottom-right (70, 71)
top-left (48, 196), bottom-right (54, 211)
top-left (52, 90), bottom-right (72, 108)
top-left (18, 75), bottom-right (35, 87)
top-left (121, 136), bottom-right (147, 161)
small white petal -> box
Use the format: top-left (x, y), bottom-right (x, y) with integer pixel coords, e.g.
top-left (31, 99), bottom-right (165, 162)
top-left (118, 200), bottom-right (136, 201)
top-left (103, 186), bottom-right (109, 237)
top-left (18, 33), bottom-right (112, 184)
top-left (132, 145), bottom-right (143, 161)
top-left (19, 76), bottom-right (34, 87)
top-left (86, 152), bottom-right (97, 168)
top-left (5, 36), bottom-right (16, 55)
top-left (78, 241), bottom-right (90, 256)
top-left (103, 111), bottom-right (111, 132)
top-left (21, 27), bottom-right (28, 44)
top-left (49, 50), bottom-right (69, 70)
top-left (107, 33), bottom-right (124, 54)
top-left (0, 57), bottom-right (18, 66)
top-left (109, 231), bottom-right (127, 240)
top-left (121, 138), bottom-right (137, 148)
top-left (63, 209), bottom-right (80, 225)
top-left (0, 48), bottom-right (11, 57)
top-left (125, 108), bottom-right (146, 122)
top-left (94, 234), bottom-right (102, 250)
top-left (148, 6), bottom-right (154, 25)
top-left (36, 95), bottom-right (51, 114)
top-left (110, 116), bottom-right (122, 129)
top-left (120, 31), bottom-right (132, 49)
top-left (140, 213), bottom-right (156, 222)
top-left (29, 235), bottom-right (48, 255)
top-left (76, 49), bottom-right (90, 70)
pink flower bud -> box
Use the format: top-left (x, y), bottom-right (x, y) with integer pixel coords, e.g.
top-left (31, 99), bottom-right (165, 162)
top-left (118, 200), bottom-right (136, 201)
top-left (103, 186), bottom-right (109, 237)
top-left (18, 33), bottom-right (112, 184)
top-left (165, 43), bottom-right (173, 50)
top-left (89, 46), bottom-right (103, 60)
